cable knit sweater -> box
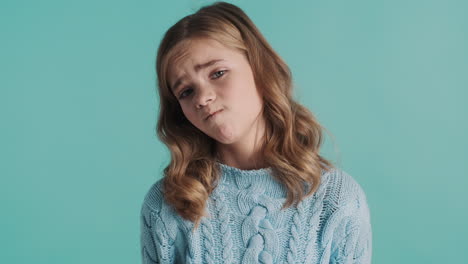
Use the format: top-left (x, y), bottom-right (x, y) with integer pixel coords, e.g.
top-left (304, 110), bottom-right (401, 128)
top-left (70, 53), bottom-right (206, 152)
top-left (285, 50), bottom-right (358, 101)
top-left (140, 163), bottom-right (372, 264)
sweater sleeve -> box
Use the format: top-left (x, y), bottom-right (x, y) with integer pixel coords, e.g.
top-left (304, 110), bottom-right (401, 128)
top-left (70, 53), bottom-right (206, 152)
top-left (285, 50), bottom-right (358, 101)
top-left (140, 201), bottom-right (176, 264)
top-left (330, 185), bottom-right (373, 264)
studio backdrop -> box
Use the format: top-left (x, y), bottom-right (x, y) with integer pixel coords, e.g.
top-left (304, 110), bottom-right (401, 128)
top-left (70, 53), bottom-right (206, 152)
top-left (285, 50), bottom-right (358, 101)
top-left (1, 0), bottom-right (467, 263)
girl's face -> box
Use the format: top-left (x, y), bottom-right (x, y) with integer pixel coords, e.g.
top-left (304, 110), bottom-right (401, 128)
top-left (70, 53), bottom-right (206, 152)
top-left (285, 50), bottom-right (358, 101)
top-left (168, 37), bottom-right (264, 145)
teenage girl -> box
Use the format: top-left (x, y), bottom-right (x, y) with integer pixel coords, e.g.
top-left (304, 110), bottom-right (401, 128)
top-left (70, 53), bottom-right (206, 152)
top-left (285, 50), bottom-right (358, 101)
top-left (140, 2), bottom-right (372, 263)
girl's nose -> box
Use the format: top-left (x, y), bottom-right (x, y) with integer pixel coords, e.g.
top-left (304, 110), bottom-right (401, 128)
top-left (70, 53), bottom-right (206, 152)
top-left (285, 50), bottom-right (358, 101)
top-left (195, 85), bottom-right (216, 109)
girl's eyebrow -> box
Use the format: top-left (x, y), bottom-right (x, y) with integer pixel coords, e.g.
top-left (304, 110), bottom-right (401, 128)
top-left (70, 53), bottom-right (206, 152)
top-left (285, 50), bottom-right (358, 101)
top-left (171, 59), bottom-right (225, 93)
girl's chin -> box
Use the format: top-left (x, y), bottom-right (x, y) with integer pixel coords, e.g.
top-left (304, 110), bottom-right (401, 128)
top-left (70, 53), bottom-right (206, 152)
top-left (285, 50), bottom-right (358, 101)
top-left (213, 134), bottom-right (237, 145)
top-left (211, 134), bottom-right (232, 144)
top-left (208, 124), bottom-right (236, 144)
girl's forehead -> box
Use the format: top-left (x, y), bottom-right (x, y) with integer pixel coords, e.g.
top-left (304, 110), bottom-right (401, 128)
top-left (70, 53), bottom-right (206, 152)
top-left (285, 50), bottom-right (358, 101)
top-left (165, 40), bottom-right (192, 80)
top-left (172, 38), bottom-right (226, 62)
top-left (167, 38), bottom-right (234, 76)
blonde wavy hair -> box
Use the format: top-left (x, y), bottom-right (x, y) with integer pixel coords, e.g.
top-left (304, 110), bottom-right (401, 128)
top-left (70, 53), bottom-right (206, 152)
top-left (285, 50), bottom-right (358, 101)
top-left (155, 1), bottom-right (335, 231)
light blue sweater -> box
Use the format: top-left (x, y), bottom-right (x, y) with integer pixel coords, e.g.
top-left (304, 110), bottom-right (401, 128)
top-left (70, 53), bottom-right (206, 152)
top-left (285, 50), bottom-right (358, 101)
top-left (140, 163), bottom-right (372, 263)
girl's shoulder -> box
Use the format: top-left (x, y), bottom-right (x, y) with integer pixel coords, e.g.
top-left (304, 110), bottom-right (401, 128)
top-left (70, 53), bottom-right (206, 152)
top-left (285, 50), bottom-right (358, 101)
top-left (318, 168), bottom-right (372, 258)
top-left (141, 177), bottom-right (166, 213)
top-left (140, 178), bottom-right (182, 241)
top-left (320, 167), bottom-right (370, 211)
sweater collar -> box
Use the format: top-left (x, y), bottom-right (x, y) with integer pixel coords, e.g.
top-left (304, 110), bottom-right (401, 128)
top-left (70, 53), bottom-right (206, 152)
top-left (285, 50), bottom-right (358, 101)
top-left (216, 162), bottom-right (287, 198)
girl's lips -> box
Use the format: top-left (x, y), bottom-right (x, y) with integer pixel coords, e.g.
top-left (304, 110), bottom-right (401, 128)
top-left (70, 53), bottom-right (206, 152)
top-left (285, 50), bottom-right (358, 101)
top-left (207, 109), bottom-right (223, 120)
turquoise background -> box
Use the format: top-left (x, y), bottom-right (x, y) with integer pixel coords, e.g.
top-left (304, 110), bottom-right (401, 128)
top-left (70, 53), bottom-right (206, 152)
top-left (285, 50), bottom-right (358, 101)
top-left (1, 0), bottom-right (467, 263)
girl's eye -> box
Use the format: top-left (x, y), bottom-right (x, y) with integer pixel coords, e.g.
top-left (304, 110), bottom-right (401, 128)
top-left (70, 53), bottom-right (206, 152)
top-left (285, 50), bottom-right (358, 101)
top-left (178, 87), bottom-right (193, 100)
top-left (212, 70), bottom-right (226, 79)
top-left (178, 70), bottom-right (227, 100)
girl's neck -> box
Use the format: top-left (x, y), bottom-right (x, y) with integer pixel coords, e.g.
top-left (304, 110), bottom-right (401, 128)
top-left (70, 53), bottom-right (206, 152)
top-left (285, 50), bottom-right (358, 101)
top-left (216, 151), bottom-right (266, 170)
